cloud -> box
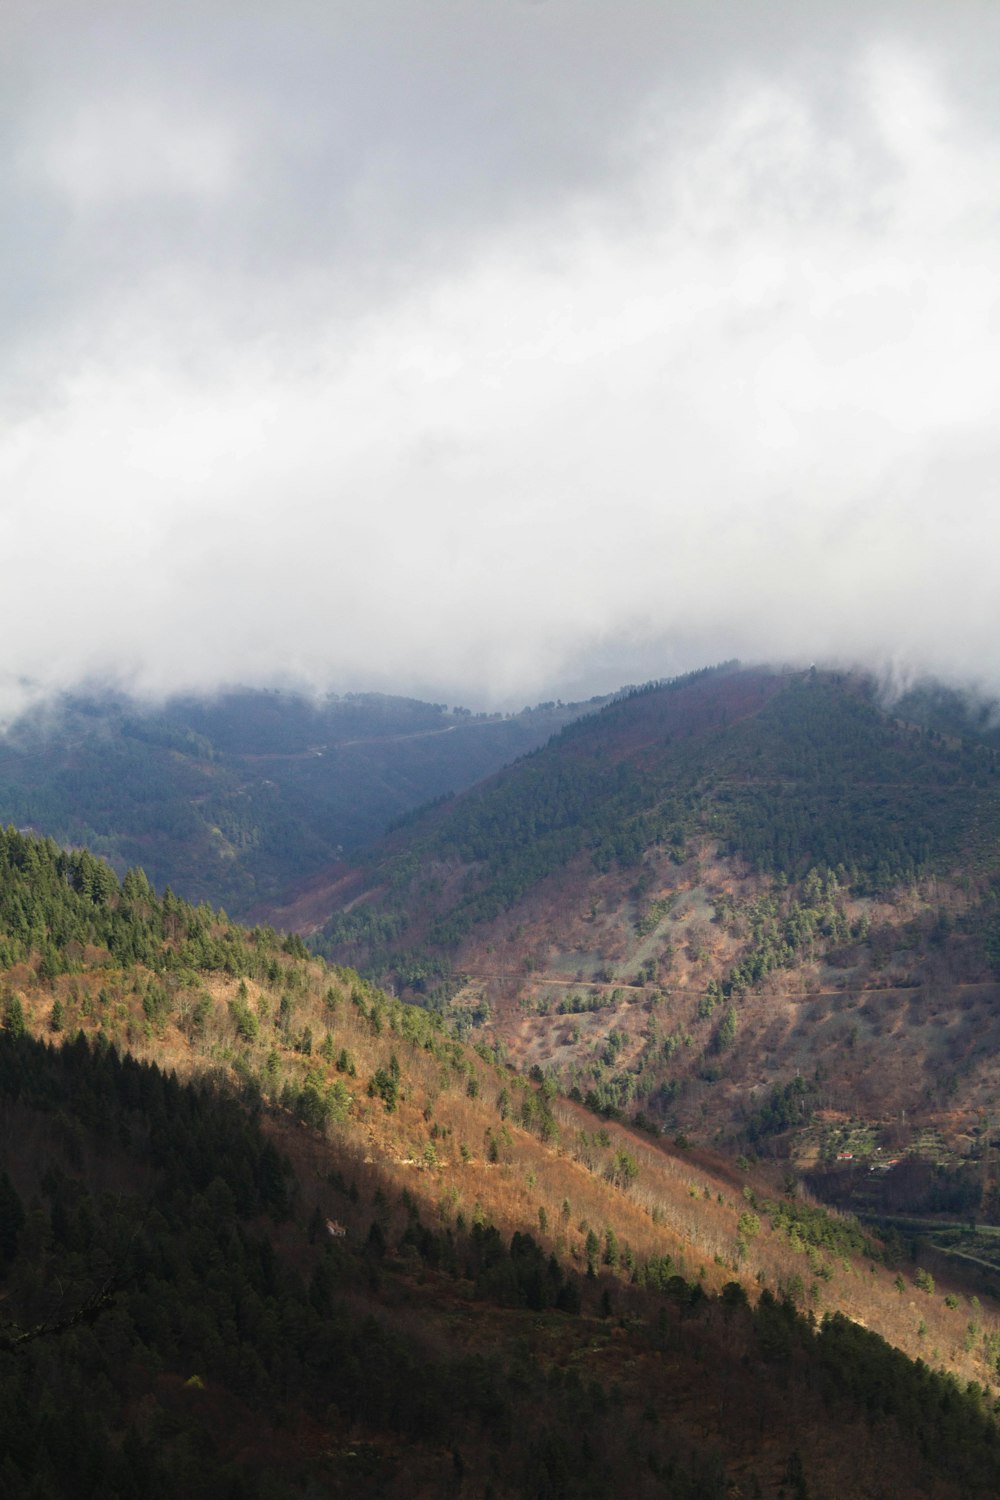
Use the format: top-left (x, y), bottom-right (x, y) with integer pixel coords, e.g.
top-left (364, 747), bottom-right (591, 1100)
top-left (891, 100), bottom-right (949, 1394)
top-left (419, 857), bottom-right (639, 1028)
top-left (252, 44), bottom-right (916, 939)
top-left (2, 2), bottom-right (1000, 713)
top-left (30, 96), bottom-right (238, 211)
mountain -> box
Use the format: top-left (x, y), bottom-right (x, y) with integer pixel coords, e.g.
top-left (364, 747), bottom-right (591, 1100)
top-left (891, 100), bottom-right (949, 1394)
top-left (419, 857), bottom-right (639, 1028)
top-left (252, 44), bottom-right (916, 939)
top-left (0, 686), bottom-right (598, 920)
top-left (309, 665), bottom-right (1000, 1208)
top-left (3, 826), bottom-right (1000, 1498)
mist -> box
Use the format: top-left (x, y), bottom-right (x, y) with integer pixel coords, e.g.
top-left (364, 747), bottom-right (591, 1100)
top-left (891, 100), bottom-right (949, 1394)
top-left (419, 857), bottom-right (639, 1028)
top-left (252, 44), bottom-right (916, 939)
top-left (3, 2), bottom-right (1000, 715)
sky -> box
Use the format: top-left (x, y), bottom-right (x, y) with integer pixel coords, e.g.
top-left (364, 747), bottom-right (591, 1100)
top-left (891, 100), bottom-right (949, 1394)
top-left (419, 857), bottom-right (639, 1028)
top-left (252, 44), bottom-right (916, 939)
top-left (3, 0), bottom-right (1000, 713)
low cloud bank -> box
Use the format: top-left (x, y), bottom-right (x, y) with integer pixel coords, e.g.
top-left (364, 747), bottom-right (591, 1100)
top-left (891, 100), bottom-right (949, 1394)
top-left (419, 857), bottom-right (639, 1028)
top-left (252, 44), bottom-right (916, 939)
top-left (2, 4), bottom-right (999, 713)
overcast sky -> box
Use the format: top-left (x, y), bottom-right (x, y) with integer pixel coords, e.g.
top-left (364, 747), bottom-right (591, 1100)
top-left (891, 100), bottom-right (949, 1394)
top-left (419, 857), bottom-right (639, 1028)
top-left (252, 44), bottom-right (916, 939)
top-left (3, 1), bottom-right (1000, 712)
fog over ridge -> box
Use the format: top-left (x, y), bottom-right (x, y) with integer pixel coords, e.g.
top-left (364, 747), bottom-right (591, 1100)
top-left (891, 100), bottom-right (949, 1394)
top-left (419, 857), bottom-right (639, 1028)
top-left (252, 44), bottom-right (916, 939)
top-left (3, 2), bottom-right (1000, 715)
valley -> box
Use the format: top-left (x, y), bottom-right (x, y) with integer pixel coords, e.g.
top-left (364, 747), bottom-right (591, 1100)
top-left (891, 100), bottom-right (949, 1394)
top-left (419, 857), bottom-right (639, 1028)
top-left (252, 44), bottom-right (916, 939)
top-left (6, 665), bottom-right (1000, 1494)
top-left (0, 687), bottom-right (594, 919)
top-left (9, 4), bottom-right (997, 1493)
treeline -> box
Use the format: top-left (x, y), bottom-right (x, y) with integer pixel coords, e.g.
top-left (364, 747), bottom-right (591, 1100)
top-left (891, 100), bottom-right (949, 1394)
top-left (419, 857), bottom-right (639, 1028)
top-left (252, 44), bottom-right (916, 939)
top-left (552, 661), bottom-right (742, 752)
top-left (0, 825), bottom-right (305, 979)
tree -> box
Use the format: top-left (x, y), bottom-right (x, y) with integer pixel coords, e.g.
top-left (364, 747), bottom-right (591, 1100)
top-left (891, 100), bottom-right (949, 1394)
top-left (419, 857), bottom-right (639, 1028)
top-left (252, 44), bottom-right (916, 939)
top-left (229, 997), bottom-right (259, 1042)
top-left (2, 992), bottom-right (25, 1037)
top-left (368, 1068), bottom-right (399, 1112)
top-left (712, 1004), bottom-right (738, 1054)
top-left (606, 1149), bottom-right (639, 1190)
top-left (585, 1229), bottom-right (600, 1277)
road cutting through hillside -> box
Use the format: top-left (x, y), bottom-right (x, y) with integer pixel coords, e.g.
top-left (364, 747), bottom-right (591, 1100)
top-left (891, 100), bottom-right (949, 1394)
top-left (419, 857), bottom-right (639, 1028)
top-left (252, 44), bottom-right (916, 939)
top-left (458, 972), bottom-right (1000, 1002)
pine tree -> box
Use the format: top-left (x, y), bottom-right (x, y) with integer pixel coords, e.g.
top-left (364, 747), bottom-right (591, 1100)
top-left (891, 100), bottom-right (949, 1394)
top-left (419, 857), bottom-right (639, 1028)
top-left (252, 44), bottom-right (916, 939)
top-left (2, 992), bottom-right (25, 1037)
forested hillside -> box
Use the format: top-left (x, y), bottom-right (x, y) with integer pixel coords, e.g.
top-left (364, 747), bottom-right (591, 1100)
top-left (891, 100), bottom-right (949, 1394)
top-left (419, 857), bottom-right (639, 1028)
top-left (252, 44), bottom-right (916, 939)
top-left (4, 829), bottom-right (1000, 1496)
top-left (0, 687), bottom-right (593, 919)
top-left (314, 663), bottom-right (1000, 971)
top-left (311, 666), bottom-right (1000, 1173)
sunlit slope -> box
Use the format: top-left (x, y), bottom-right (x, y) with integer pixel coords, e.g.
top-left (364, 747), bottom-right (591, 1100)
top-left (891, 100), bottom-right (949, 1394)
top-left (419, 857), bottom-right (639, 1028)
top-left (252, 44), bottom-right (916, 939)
top-left (3, 828), bottom-right (1000, 1496)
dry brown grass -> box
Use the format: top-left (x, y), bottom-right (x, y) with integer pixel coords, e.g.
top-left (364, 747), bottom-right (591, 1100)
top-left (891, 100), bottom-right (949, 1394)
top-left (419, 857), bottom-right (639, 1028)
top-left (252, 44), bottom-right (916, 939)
top-left (9, 941), bottom-right (1000, 1398)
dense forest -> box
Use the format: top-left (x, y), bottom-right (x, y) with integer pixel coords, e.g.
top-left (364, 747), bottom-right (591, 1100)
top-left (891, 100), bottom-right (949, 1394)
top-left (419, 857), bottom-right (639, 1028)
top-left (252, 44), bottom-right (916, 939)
top-left (3, 830), bottom-right (1000, 1495)
top-left (315, 665), bottom-right (1000, 963)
